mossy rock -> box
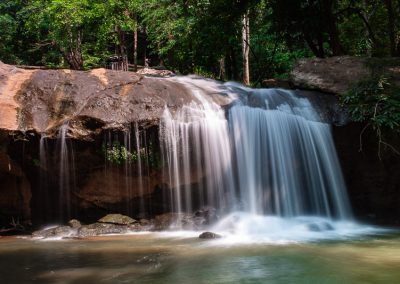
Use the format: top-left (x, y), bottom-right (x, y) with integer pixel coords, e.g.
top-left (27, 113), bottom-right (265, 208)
top-left (97, 214), bottom-right (137, 225)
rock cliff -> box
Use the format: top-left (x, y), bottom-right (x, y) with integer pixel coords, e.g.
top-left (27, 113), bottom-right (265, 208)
top-left (0, 59), bottom-right (399, 228)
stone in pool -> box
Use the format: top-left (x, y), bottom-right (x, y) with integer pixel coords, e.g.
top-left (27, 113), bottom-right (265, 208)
top-left (199, 232), bottom-right (222, 239)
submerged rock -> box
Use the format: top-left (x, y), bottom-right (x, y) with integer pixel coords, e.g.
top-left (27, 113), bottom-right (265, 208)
top-left (307, 222), bottom-right (335, 232)
top-left (199, 232), bottom-right (222, 239)
top-left (98, 214), bottom-right (137, 225)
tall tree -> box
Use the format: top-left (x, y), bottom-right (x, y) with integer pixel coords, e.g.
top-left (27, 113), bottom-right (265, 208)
top-left (242, 11), bottom-right (250, 85)
top-left (24, 0), bottom-right (92, 69)
top-left (383, 0), bottom-right (399, 56)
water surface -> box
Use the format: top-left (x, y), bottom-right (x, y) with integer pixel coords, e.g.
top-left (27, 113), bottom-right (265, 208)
top-left (1, 231), bottom-right (399, 284)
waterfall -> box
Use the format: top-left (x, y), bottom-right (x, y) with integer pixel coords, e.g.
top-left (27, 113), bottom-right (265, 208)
top-left (56, 122), bottom-right (76, 220)
top-left (134, 123), bottom-right (145, 214)
top-left (160, 77), bottom-right (352, 220)
top-left (39, 135), bottom-right (49, 220)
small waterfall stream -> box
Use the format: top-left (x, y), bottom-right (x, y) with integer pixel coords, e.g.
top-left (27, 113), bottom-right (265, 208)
top-left (56, 122), bottom-right (76, 220)
top-left (160, 77), bottom-right (352, 221)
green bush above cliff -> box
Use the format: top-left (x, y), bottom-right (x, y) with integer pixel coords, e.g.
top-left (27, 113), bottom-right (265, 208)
top-left (342, 76), bottom-right (400, 131)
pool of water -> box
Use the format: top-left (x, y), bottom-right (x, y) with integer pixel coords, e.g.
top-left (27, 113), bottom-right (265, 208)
top-left (1, 229), bottom-right (400, 284)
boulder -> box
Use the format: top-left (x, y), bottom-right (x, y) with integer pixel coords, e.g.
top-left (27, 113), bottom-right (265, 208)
top-left (97, 214), bottom-right (137, 225)
top-left (290, 56), bottom-right (400, 95)
top-left (67, 219), bottom-right (82, 229)
top-left (261, 78), bottom-right (292, 89)
top-left (77, 222), bottom-right (128, 238)
top-left (290, 56), bottom-right (370, 95)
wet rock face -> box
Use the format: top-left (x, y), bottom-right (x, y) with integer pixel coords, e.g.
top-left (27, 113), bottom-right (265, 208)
top-left (0, 134), bottom-right (31, 226)
top-left (333, 124), bottom-right (400, 225)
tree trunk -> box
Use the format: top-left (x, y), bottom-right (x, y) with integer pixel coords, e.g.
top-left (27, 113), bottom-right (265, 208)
top-left (242, 11), bottom-right (250, 86)
top-left (230, 47), bottom-right (239, 81)
top-left (133, 16), bottom-right (138, 72)
top-left (383, 0), bottom-right (397, 56)
top-left (218, 57), bottom-right (225, 80)
top-left (323, 0), bottom-right (344, 55)
top-left (64, 30), bottom-right (83, 70)
top-left (304, 32), bottom-right (324, 58)
top-left (116, 26), bottom-right (128, 71)
top-left (359, 0), bottom-right (376, 56)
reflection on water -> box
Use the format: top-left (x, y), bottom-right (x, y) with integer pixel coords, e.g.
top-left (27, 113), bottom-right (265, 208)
top-left (1, 232), bottom-right (400, 284)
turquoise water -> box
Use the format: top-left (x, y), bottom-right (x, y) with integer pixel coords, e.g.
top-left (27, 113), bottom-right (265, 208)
top-left (1, 231), bottom-right (400, 284)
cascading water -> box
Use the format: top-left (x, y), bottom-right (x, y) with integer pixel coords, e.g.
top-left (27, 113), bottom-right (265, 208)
top-left (160, 77), bottom-right (352, 229)
top-left (229, 89), bottom-right (351, 219)
top-left (160, 83), bottom-right (236, 214)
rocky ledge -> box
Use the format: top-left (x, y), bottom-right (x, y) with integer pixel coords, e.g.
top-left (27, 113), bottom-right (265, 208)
top-left (33, 209), bottom-right (220, 239)
top-left (0, 62), bottom-right (231, 140)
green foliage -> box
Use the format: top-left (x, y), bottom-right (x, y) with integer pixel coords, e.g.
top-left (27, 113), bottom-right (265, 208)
top-left (102, 141), bottom-right (137, 165)
top-left (342, 76), bottom-right (400, 131)
top-left (193, 66), bottom-right (216, 79)
top-left (0, 0), bottom-right (399, 83)
top-left (32, 158), bottom-right (40, 167)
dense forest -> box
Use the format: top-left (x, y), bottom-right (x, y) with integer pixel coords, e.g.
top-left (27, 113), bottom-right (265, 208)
top-left (1, 0), bottom-right (399, 84)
